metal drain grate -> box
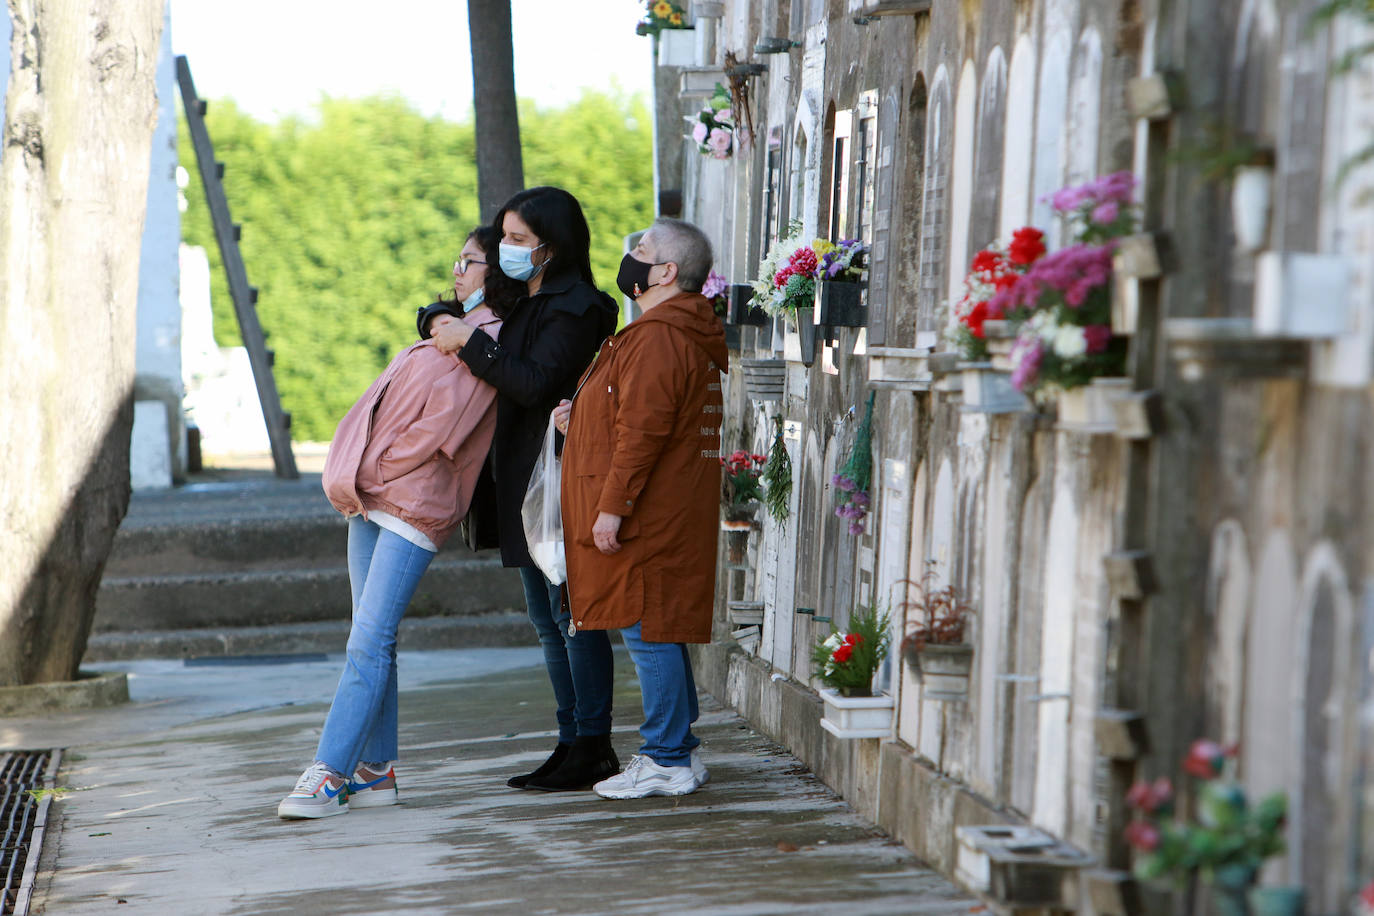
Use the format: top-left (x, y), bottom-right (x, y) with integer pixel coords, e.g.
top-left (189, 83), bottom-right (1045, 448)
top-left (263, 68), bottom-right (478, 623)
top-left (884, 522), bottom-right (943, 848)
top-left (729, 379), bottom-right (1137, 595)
top-left (1, 750), bottom-right (60, 916)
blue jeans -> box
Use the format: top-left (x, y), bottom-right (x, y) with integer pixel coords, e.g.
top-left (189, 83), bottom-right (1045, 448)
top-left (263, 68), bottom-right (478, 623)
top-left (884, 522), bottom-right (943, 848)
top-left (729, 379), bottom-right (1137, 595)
top-left (519, 565), bottom-right (614, 742)
top-left (619, 622), bottom-right (700, 767)
top-left (316, 517), bottom-right (434, 774)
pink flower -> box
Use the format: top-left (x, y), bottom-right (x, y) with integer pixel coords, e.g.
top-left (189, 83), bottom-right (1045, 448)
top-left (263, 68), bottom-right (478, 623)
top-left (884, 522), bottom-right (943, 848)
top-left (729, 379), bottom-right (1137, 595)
top-left (692, 121), bottom-right (708, 144)
top-left (1183, 739), bottom-right (1227, 779)
top-left (1126, 777), bottom-right (1174, 814)
top-left (1123, 821), bottom-right (1160, 851)
top-left (717, 107), bottom-right (733, 123)
top-left (1092, 201), bottom-right (1120, 225)
top-left (1009, 336), bottom-right (1044, 392)
top-left (707, 127), bottom-right (732, 155)
top-left (701, 270), bottom-right (728, 300)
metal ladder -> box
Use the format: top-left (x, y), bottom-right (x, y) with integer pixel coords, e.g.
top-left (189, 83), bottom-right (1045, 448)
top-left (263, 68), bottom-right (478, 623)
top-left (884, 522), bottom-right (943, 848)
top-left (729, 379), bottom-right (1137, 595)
top-left (174, 55), bottom-right (298, 480)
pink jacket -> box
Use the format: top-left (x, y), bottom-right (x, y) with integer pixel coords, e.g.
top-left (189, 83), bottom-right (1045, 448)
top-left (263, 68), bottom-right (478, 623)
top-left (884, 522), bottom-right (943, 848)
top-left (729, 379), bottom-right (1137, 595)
top-left (322, 307), bottom-right (502, 548)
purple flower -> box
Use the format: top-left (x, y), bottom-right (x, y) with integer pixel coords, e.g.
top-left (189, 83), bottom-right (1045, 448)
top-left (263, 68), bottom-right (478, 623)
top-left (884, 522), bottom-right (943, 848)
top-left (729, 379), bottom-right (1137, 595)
top-left (701, 270), bottom-right (728, 300)
top-left (832, 474), bottom-right (856, 492)
top-left (848, 521), bottom-right (865, 536)
top-left (1009, 336), bottom-right (1044, 392)
top-left (1091, 201), bottom-right (1119, 225)
top-left (852, 490), bottom-right (870, 508)
top-left (1049, 186), bottom-right (1090, 212)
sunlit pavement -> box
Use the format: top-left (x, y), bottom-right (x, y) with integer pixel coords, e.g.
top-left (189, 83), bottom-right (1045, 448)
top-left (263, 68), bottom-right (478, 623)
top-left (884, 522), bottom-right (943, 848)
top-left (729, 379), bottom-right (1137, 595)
top-left (11, 649), bottom-right (975, 915)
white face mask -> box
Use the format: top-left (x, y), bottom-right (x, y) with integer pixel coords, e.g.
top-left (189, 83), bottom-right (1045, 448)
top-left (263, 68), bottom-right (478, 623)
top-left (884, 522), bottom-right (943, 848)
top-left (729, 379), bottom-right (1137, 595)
top-left (499, 242), bottom-right (547, 282)
top-left (462, 287), bottom-right (485, 312)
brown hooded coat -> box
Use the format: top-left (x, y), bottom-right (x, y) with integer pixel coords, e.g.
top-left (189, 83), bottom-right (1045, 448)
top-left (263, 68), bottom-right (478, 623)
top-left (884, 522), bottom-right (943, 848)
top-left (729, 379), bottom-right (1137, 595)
top-left (560, 292), bottom-right (728, 643)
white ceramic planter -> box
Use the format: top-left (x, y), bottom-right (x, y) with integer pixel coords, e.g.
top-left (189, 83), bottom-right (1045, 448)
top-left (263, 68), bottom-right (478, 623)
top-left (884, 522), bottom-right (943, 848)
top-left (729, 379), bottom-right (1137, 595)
top-left (1057, 377), bottom-right (1129, 432)
top-left (656, 28), bottom-right (698, 67)
top-left (1254, 251), bottom-right (1352, 338)
top-left (818, 687), bottom-right (894, 739)
top-left (961, 363), bottom-right (1028, 414)
top-left (1231, 164), bottom-right (1274, 253)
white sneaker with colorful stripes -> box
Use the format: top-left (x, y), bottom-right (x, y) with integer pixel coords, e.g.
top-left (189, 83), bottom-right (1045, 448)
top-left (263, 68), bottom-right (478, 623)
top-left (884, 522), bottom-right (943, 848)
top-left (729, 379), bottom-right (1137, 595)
top-left (277, 762), bottom-right (349, 819)
top-left (347, 762), bottom-right (399, 809)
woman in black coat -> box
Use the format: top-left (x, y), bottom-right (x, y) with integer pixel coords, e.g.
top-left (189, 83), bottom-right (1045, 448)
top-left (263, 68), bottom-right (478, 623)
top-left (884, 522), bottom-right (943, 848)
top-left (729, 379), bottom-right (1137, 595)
top-left (430, 186), bottom-right (619, 791)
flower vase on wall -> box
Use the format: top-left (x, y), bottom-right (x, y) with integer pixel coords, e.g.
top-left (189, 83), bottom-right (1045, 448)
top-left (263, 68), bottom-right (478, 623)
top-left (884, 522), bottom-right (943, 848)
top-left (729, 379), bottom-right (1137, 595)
top-left (794, 312), bottom-right (818, 367)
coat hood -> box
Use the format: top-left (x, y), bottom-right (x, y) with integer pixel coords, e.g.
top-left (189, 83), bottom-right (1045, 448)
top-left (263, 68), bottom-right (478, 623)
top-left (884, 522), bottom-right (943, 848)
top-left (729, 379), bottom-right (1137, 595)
top-left (625, 291), bottom-right (729, 371)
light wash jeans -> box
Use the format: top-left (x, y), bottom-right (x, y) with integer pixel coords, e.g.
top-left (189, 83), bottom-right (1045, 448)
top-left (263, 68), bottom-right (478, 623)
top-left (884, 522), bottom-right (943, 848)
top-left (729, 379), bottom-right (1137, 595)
top-left (619, 622), bottom-right (700, 767)
top-left (519, 566), bottom-right (614, 743)
top-left (316, 517), bottom-right (434, 774)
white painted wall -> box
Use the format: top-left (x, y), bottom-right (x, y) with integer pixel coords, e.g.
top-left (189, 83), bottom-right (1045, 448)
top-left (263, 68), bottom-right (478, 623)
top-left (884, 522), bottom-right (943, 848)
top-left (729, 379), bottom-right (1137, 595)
top-left (1031, 8), bottom-right (1072, 242)
top-left (1000, 36), bottom-right (1036, 235)
top-left (1065, 27), bottom-right (1103, 187)
top-left (945, 60), bottom-right (977, 312)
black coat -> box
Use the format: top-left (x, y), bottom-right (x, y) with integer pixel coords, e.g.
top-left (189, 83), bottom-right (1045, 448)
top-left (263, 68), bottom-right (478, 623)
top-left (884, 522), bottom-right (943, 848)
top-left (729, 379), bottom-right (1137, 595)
top-left (458, 267), bottom-right (618, 567)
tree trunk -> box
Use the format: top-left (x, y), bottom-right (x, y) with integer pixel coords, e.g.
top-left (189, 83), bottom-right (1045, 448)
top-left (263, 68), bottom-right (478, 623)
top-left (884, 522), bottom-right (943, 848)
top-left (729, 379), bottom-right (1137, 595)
top-left (0, 0), bottom-right (163, 686)
top-left (468, 0), bottom-right (524, 221)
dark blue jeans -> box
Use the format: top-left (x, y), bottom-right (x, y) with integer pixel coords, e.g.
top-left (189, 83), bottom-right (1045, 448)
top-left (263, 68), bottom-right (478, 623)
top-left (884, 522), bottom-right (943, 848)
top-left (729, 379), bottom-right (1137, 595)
top-left (519, 566), bottom-right (614, 742)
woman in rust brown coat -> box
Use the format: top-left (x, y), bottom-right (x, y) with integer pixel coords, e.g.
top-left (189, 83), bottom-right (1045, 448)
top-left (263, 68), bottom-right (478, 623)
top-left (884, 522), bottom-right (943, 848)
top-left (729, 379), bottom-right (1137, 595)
top-left (555, 217), bottom-right (727, 799)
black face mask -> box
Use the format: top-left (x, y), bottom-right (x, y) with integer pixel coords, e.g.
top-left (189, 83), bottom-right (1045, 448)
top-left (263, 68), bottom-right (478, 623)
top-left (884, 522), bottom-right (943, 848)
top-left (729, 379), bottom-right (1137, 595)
top-left (616, 253), bottom-right (663, 299)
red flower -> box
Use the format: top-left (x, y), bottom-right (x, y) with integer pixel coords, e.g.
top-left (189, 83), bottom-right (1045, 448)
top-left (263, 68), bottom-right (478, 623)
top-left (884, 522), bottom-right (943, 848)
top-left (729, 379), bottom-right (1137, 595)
top-left (971, 249), bottom-right (1001, 274)
top-left (751, 454), bottom-right (768, 464)
top-left (843, 633), bottom-right (863, 646)
top-left (1123, 820), bottom-right (1160, 852)
top-left (832, 644), bottom-right (854, 664)
top-left (787, 246), bottom-right (819, 276)
top-left (992, 271), bottom-right (1019, 292)
top-left (964, 301), bottom-right (990, 339)
top-left (1359, 879), bottom-right (1374, 907)
top-left (1008, 227), bottom-right (1046, 266)
top-left (1183, 739), bottom-right (1227, 779)
top-left (1126, 777), bottom-right (1173, 814)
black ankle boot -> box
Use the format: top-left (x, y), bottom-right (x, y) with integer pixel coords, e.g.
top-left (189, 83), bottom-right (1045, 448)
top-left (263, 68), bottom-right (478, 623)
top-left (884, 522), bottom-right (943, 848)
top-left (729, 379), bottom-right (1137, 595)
top-left (524, 734), bottom-right (619, 792)
top-left (507, 742), bottom-right (572, 789)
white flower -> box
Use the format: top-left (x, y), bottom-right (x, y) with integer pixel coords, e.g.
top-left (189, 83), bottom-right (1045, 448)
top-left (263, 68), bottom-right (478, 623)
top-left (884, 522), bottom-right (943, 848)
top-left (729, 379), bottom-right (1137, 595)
top-left (1052, 325), bottom-right (1088, 359)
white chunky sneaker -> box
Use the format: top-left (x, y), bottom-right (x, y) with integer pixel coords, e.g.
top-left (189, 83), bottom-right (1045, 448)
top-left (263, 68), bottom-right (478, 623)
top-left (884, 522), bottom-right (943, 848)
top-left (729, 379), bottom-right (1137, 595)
top-left (347, 762), bottom-right (399, 809)
top-left (690, 748), bottom-right (709, 787)
top-left (594, 754), bottom-right (698, 799)
top-left (277, 762), bottom-right (349, 819)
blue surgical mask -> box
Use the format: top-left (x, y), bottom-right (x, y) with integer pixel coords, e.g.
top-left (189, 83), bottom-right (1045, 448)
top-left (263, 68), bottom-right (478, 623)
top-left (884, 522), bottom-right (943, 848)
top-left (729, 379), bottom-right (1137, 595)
top-left (499, 242), bottom-right (546, 282)
top-left (462, 287), bottom-right (485, 312)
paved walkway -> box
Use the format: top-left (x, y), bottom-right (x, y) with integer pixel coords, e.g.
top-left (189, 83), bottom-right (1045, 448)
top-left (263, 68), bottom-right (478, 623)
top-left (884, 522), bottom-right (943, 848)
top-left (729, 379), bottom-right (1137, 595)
top-left (6, 649), bottom-right (975, 915)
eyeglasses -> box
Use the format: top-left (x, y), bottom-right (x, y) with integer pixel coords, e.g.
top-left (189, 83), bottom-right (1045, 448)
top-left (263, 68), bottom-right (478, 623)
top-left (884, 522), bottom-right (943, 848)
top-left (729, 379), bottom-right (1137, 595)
top-left (454, 258), bottom-right (487, 275)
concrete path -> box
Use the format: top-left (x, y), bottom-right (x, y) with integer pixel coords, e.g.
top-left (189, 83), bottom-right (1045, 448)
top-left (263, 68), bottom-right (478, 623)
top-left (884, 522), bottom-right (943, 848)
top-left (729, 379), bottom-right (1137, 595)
top-left (6, 650), bottom-right (975, 915)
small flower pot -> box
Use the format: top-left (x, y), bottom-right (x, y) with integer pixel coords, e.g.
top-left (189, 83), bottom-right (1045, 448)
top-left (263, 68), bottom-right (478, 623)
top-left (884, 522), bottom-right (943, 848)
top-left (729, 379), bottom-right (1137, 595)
top-left (739, 357), bottom-right (785, 401)
top-left (960, 363), bottom-right (1028, 414)
top-left (911, 643), bottom-right (974, 702)
top-left (815, 279), bottom-right (866, 328)
top-left (720, 519), bottom-right (754, 565)
top-left (818, 687), bottom-right (893, 739)
top-left (794, 313), bottom-right (819, 367)
top-left (1057, 376), bottom-right (1128, 432)
top-left (1231, 163), bottom-right (1274, 253)
top-left (727, 284), bottom-right (767, 326)
top-left (1246, 886), bottom-right (1304, 916)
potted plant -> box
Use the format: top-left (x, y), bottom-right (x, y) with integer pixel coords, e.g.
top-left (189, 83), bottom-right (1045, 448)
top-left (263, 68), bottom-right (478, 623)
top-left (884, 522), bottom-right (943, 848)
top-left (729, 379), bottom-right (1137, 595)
top-left (635, 0), bottom-right (689, 35)
top-left (752, 223), bottom-right (824, 366)
top-left (898, 566), bottom-right (975, 702)
top-left (814, 238), bottom-right (867, 328)
top-left (991, 172), bottom-right (1134, 410)
top-left (720, 449), bottom-right (766, 564)
top-left (1124, 740), bottom-right (1294, 916)
top-left (686, 84), bottom-right (735, 160)
top-left (810, 603), bottom-right (893, 738)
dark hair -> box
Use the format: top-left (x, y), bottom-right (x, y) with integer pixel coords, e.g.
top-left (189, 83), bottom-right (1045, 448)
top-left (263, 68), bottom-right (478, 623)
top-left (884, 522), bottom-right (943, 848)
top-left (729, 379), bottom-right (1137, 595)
top-left (417, 225), bottom-right (503, 338)
top-left (485, 187), bottom-right (596, 315)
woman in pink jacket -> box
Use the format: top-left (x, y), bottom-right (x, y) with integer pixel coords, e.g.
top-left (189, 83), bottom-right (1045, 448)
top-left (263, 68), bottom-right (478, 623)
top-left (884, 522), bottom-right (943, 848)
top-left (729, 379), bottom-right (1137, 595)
top-left (277, 226), bottom-right (502, 819)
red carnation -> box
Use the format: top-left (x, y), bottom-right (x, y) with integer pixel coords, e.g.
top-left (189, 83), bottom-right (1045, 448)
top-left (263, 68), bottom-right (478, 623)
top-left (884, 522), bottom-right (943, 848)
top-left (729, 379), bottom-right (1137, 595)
top-left (1008, 227), bottom-right (1046, 266)
top-left (1123, 821), bottom-right (1160, 852)
top-left (787, 246), bottom-right (819, 276)
top-left (1083, 324), bottom-right (1112, 354)
top-left (971, 249), bottom-right (1001, 274)
top-left (964, 301), bottom-right (990, 339)
top-left (832, 644), bottom-right (854, 664)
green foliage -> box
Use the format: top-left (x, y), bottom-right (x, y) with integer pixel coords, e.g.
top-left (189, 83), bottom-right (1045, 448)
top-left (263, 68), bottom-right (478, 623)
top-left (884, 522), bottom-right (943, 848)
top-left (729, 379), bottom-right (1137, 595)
top-left (179, 92), bottom-right (653, 442)
top-left (810, 603), bottom-right (891, 694)
top-left (761, 415), bottom-right (792, 524)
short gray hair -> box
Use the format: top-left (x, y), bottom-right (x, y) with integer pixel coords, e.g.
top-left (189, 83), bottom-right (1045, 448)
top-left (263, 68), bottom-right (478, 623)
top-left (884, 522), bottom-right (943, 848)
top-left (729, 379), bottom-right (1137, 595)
top-left (647, 217), bottom-right (713, 293)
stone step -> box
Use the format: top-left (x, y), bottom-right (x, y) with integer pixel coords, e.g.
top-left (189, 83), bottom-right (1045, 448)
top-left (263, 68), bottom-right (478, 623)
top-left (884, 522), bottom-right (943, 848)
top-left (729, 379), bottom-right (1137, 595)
top-left (94, 552), bottom-right (526, 633)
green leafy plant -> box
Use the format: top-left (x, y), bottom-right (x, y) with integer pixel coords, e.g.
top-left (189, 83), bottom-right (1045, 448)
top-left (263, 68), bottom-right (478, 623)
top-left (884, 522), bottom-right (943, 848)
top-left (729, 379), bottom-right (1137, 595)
top-left (761, 415), bottom-right (792, 524)
top-left (720, 449), bottom-right (766, 522)
top-left (1125, 740), bottom-right (1287, 889)
top-left (811, 603), bottom-right (891, 696)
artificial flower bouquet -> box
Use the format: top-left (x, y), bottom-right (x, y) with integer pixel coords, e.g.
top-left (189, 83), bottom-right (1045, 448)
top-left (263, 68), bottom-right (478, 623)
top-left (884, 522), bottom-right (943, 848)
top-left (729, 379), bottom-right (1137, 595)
top-left (989, 172), bottom-right (1136, 399)
top-left (720, 449), bottom-right (767, 522)
top-left (635, 0), bottom-right (687, 36)
top-left (689, 84), bottom-right (735, 159)
top-left (815, 237), bottom-right (866, 282)
top-left (1125, 739), bottom-right (1287, 895)
top-left (753, 229), bottom-right (821, 317)
top-left (948, 228), bottom-right (1045, 361)
top-left (702, 269), bottom-right (728, 318)
top-left (810, 603), bottom-right (891, 696)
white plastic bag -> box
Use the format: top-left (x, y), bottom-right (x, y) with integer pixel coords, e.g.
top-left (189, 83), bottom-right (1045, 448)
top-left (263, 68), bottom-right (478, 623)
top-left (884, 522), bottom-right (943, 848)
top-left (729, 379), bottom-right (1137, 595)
top-left (522, 415), bottom-right (566, 585)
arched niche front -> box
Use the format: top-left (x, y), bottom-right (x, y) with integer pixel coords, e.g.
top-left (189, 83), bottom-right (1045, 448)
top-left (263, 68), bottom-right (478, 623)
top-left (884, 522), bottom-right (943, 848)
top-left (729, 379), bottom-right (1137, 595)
top-left (1031, 13), bottom-right (1072, 241)
top-left (970, 47), bottom-right (1007, 251)
top-left (1291, 541), bottom-right (1357, 910)
top-left (1000, 36), bottom-right (1036, 235)
top-left (1065, 27), bottom-right (1103, 187)
top-left (1206, 520), bottom-right (1252, 745)
top-left (892, 73), bottom-right (928, 347)
top-left (945, 59), bottom-right (978, 311)
top-left (1243, 531), bottom-right (1298, 811)
top-left (917, 67), bottom-right (952, 336)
